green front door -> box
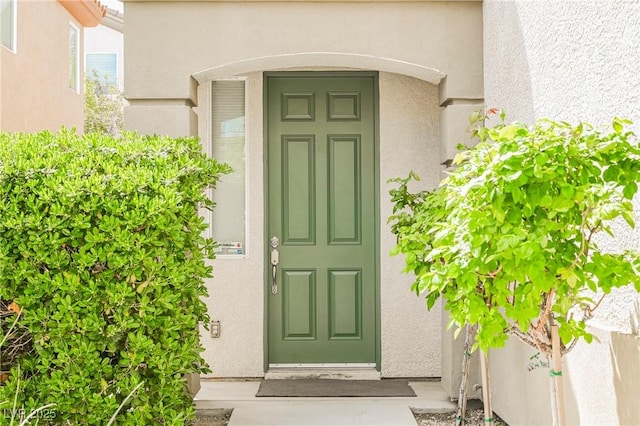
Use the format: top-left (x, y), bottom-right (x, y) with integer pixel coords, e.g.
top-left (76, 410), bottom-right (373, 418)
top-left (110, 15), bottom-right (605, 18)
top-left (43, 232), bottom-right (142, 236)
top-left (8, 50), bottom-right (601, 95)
top-left (266, 73), bottom-right (377, 365)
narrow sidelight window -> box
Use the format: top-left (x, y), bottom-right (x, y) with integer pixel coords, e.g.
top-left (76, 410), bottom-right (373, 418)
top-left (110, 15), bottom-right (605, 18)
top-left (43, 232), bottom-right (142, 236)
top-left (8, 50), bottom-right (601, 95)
top-left (210, 80), bottom-right (247, 256)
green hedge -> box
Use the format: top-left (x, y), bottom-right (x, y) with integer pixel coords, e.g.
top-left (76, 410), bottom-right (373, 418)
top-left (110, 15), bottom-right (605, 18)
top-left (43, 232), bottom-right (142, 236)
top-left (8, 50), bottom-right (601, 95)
top-left (0, 130), bottom-right (230, 424)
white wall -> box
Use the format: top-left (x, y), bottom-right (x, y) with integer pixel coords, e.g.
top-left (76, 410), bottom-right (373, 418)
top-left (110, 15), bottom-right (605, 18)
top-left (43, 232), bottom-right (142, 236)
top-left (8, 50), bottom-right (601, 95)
top-left (84, 22), bottom-right (124, 90)
top-left (483, 1), bottom-right (640, 424)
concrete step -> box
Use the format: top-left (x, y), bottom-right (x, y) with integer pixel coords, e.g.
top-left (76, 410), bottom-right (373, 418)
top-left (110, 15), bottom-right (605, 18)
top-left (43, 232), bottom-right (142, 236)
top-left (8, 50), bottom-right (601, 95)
top-left (194, 380), bottom-right (456, 426)
top-left (265, 367), bottom-right (381, 380)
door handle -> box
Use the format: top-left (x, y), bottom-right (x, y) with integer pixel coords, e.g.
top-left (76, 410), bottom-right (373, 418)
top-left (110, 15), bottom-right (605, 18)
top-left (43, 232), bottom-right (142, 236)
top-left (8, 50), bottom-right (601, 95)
top-left (270, 237), bottom-right (279, 295)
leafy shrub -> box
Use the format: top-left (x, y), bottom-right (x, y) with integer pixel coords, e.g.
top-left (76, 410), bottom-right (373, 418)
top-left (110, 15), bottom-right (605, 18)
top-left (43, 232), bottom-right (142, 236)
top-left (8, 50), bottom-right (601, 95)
top-left (0, 130), bottom-right (230, 424)
top-left (390, 112), bottom-right (640, 352)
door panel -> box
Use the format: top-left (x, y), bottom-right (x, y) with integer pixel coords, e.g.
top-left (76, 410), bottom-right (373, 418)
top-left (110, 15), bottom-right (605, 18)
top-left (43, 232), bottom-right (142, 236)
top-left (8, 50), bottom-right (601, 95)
top-left (328, 135), bottom-right (361, 244)
top-left (282, 135), bottom-right (316, 244)
top-left (267, 74), bottom-right (376, 365)
top-left (328, 269), bottom-right (362, 339)
top-left (282, 270), bottom-right (316, 340)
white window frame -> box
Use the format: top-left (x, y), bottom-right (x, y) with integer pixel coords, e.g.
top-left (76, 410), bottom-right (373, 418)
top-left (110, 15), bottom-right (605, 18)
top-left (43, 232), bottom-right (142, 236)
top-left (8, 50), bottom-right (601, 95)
top-left (203, 77), bottom-right (250, 259)
top-left (69, 22), bottom-right (80, 92)
top-left (1, 0), bottom-right (17, 53)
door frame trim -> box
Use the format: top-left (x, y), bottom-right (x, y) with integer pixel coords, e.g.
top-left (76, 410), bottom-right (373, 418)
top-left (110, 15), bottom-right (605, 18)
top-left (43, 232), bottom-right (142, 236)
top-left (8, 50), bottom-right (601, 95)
top-left (262, 71), bottom-right (381, 372)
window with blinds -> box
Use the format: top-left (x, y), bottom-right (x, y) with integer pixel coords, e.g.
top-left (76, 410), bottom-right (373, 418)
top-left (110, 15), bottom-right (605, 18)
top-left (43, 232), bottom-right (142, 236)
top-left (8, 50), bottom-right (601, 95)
top-left (86, 53), bottom-right (118, 86)
top-left (210, 80), bottom-right (246, 256)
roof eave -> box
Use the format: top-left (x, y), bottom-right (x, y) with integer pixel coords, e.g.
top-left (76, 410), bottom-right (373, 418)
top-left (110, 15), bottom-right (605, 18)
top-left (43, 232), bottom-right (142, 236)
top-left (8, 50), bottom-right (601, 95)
top-left (58, 0), bottom-right (106, 28)
top-left (102, 8), bottom-right (124, 33)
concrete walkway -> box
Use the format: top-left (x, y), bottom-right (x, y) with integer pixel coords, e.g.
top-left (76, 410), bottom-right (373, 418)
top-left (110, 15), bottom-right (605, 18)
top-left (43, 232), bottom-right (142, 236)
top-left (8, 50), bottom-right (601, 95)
top-left (195, 380), bottom-right (456, 426)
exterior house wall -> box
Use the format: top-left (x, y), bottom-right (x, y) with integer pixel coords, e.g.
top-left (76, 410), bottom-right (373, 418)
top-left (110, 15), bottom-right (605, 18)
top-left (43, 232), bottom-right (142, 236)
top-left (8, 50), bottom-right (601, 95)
top-left (196, 72), bottom-right (266, 378)
top-left (483, 1), bottom-right (640, 424)
top-left (124, 1), bottom-right (483, 102)
top-left (1, 0), bottom-right (85, 132)
top-left (124, 0), bottom-right (483, 378)
top-left (378, 72), bottom-right (444, 377)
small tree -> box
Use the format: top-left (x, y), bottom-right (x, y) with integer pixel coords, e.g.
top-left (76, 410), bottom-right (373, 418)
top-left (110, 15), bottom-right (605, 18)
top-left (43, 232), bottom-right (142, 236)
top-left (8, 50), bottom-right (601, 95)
top-left (84, 72), bottom-right (126, 136)
top-left (390, 110), bottom-right (640, 425)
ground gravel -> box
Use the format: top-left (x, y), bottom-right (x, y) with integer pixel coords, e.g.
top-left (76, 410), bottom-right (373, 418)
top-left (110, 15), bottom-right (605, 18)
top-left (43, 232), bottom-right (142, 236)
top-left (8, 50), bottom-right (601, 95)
top-left (192, 409), bottom-right (232, 426)
top-left (412, 408), bottom-right (508, 426)
top-left (191, 406), bottom-right (508, 425)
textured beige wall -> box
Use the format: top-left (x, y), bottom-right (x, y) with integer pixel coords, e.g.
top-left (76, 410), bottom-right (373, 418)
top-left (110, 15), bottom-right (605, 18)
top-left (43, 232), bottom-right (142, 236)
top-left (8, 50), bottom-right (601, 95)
top-left (379, 72), bottom-right (443, 377)
top-left (610, 332), bottom-right (640, 425)
top-left (197, 73), bottom-right (265, 378)
top-left (440, 312), bottom-right (482, 400)
top-left (124, 1), bottom-right (483, 102)
top-left (484, 1), bottom-right (640, 424)
top-left (1, 0), bottom-right (84, 133)
top-left (125, 103), bottom-right (198, 136)
top-left (491, 327), bottom-right (640, 426)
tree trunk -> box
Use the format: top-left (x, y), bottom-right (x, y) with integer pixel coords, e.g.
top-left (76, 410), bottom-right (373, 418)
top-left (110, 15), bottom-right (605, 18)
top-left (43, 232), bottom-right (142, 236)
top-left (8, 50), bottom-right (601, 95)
top-left (550, 324), bottom-right (567, 426)
top-left (479, 349), bottom-right (493, 426)
top-left (455, 325), bottom-right (477, 426)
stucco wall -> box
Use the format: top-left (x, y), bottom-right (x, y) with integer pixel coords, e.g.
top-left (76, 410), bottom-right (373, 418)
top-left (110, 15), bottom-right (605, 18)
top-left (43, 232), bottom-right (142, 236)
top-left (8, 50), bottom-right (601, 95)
top-left (1, 0), bottom-right (84, 132)
top-left (124, 0), bottom-right (483, 103)
top-left (483, 1), bottom-right (640, 424)
top-left (379, 73), bottom-right (444, 377)
top-left (195, 72), bottom-right (444, 378)
top-left (197, 72), bottom-right (265, 378)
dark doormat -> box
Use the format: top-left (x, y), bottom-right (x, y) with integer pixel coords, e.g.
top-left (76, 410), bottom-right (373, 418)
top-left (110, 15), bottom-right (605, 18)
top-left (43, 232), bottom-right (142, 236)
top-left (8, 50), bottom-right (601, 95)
top-left (255, 379), bottom-right (416, 397)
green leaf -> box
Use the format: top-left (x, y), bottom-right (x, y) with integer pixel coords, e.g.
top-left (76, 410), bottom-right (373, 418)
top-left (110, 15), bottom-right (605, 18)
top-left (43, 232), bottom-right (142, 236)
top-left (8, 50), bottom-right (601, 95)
top-left (560, 185), bottom-right (575, 199)
top-left (622, 210), bottom-right (636, 228)
top-left (469, 109), bottom-right (481, 125)
top-left (603, 165), bottom-right (620, 181)
top-left (612, 118), bottom-right (623, 134)
top-left (497, 125), bottom-right (519, 141)
top-left (453, 327), bottom-right (463, 340)
top-left (623, 182), bottom-right (638, 200)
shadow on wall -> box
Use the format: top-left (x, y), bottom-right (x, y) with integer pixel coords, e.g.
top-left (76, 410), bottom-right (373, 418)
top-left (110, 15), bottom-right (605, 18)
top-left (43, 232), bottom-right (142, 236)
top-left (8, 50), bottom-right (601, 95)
top-left (561, 352), bottom-right (581, 425)
top-left (610, 331), bottom-right (640, 424)
top-left (483, 1), bottom-right (535, 122)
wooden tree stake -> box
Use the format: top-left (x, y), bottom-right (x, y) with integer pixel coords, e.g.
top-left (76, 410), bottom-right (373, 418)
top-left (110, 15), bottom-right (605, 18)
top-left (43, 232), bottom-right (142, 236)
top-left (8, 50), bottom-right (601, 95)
top-left (550, 324), bottom-right (567, 426)
top-left (480, 349), bottom-right (493, 426)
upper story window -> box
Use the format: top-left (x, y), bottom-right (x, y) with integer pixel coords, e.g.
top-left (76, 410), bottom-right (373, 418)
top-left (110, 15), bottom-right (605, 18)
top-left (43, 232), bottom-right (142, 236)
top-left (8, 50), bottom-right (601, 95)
top-left (86, 52), bottom-right (117, 87)
top-left (1, 0), bottom-right (16, 52)
top-left (69, 23), bottom-right (80, 92)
